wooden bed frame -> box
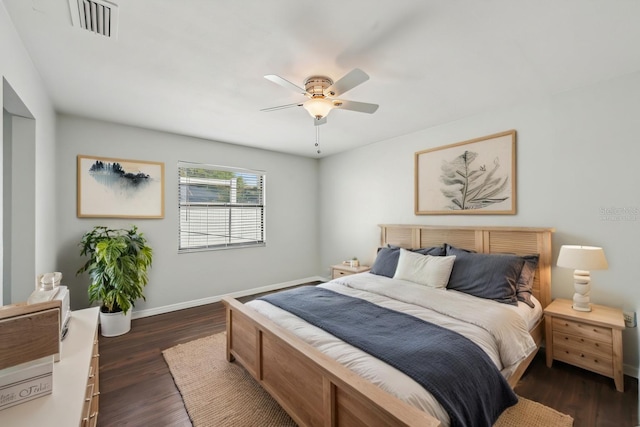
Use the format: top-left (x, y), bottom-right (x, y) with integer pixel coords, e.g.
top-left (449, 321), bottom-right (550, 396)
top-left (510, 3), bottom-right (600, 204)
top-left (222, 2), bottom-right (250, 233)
top-left (222, 225), bottom-right (554, 427)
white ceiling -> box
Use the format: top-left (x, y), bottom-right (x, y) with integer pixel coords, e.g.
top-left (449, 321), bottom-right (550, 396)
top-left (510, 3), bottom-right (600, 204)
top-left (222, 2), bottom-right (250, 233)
top-left (4, 1), bottom-right (640, 157)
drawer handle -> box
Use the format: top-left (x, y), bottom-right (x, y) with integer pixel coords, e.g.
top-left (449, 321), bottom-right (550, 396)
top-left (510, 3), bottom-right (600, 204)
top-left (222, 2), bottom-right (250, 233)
top-left (90, 412), bottom-right (97, 419)
top-left (93, 354), bottom-right (100, 358)
top-left (580, 354), bottom-right (585, 358)
top-left (565, 350), bottom-right (569, 354)
top-left (564, 337), bottom-right (569, 340)
top-left (93, 391), bottom-right (101, 397)
top-left (593, 328), bottom-right (597, 332)
top-left (86, 397), bottom-right (91, 402)
top-left (565, 322), bottom-right (569, 327)
top-left (594, 359), bottom-right (599, 363)
top-left (580, 338), bottom-right (584, 342)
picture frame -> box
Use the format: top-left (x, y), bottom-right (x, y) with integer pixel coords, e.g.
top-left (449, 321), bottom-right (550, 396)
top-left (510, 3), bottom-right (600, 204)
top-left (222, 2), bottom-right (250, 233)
top-left (414, 130), bottom-right (516, 215)
top-left (77, 155), bottom-right (165, 218)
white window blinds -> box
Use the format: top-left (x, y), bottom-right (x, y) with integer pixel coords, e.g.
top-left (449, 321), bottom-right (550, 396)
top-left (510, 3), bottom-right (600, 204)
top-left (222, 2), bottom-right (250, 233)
top-left (178, 162), bottom-right (266, 252)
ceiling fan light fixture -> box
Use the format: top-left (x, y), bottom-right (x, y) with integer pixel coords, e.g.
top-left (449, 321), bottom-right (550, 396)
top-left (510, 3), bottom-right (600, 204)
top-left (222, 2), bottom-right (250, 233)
top-left (303, 97), bottom-right (334, 119)
top-left (263, 69), bottom-right (377, 130)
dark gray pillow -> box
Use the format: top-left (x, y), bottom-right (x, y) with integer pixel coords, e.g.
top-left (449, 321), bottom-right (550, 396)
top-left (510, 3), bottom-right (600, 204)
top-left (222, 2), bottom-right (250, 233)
top-left (414, 246), bottom-right (446, 257)
top-left (370, 245), bottom-right (444, 278)
top-left (444, 244), bottom-right (524, 305)
top-left (516, 255), bottom-right (539, 308)
top-left (370, 246), bottom-right (401, 277)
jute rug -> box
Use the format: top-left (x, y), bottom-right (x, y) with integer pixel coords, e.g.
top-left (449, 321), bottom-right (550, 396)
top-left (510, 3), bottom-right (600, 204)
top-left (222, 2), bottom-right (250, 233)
top-left (163, 333), bottom-right (573, 427)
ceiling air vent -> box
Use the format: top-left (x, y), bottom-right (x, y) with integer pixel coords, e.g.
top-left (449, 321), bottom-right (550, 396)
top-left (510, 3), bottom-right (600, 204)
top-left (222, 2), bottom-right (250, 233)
top-left (68, 0), bottom-right (119, 39)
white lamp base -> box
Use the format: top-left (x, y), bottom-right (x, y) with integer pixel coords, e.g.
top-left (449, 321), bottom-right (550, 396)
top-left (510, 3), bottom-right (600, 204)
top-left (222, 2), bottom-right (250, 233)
top-left (572, 302), bottom-right (592, 312)
top-left (572, 269), bottom-right (592, 312)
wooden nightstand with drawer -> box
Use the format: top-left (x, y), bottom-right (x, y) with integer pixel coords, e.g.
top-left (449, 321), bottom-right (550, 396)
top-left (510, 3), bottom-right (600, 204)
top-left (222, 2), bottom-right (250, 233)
top-left (331, 264), bottom-right (370, 279)
top-left (544, 298), bottom-right (625, 392)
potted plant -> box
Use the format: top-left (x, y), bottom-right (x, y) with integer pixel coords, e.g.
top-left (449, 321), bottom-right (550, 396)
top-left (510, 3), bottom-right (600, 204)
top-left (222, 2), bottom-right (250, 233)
top-left (77, 225), bottom-right (153, 337)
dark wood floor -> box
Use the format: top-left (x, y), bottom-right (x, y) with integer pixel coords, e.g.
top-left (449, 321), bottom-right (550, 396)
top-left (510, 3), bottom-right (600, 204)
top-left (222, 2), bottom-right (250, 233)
top-left (97, 288), bottom-right (638, 427)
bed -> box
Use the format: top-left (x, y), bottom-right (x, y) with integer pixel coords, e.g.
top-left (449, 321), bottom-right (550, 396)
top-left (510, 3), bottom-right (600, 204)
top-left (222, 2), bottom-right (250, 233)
top-left (222, 225), bottom-right (554, 427)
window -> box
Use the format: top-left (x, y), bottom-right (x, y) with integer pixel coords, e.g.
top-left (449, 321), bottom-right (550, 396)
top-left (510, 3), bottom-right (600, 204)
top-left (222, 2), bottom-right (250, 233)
top-left (178, 162), bottom-right (265, 252)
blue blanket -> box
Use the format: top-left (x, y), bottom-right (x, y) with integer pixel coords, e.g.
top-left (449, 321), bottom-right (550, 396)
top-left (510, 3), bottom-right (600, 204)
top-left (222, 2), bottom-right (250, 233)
top-left (259, 286), bottom-right (517, 427)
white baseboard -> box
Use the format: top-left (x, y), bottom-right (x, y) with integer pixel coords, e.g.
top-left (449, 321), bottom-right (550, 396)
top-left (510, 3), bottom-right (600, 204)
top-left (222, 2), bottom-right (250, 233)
top-left (130, 276), bottom-right (325, 320)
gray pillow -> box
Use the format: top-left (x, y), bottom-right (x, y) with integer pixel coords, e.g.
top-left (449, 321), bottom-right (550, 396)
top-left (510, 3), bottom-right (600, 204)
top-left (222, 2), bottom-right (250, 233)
top-left (370, 245), bottom-right (445, 278)
top-left (516, 255), bottom-right (539, 308)
top-left (370, 246), bottom-right (401, 277)
top-left (414, 246), bottom-right (446, 257)
top-left (444, 244), bottom-right (524, 305)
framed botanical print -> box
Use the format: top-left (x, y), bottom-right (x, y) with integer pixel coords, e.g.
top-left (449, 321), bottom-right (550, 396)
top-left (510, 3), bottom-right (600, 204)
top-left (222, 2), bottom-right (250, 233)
top-left (415, 130), bottom-right (516, 215)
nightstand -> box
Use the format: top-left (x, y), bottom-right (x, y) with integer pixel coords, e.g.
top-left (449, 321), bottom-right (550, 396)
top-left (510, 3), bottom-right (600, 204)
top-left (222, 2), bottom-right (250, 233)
top-left (544, 298), bottom-right (625, 392)
top-left (331, 264), bottom-right (370, 279)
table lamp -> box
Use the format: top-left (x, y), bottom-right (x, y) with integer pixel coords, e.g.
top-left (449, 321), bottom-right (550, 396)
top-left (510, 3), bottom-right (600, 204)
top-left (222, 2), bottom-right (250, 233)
top-left (557, 245), bottom-right (608, 312)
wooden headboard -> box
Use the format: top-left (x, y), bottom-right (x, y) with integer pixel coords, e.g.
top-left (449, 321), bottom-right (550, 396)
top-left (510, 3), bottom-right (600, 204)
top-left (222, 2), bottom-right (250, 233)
top-left (379, 224), bottom-right (555, 309)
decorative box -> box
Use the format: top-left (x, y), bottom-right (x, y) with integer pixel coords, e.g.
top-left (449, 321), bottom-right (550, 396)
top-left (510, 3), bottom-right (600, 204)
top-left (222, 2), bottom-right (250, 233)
top-left (0, 356), bottom-right (53, 411)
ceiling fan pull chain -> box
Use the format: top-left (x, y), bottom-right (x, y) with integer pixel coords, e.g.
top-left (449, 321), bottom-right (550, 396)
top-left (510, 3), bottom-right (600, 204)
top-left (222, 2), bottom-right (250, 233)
top-left (315, 126), bottom-right (321, 155)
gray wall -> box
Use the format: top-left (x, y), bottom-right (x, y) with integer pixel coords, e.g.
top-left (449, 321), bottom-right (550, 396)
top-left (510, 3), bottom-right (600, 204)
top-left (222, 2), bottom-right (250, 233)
top-left (6, 114), bottom-right (36, 302)
top-left (319, 71), bottom-right (640, 375)
top-left (2, 108), bottom-right (9, 304)
top-left (55, 114), bottom-right (320, 313)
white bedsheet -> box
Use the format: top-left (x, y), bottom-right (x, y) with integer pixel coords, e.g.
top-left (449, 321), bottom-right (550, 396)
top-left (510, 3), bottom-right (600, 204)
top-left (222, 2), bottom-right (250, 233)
top-left (246, 273), bottom-right (540, 426)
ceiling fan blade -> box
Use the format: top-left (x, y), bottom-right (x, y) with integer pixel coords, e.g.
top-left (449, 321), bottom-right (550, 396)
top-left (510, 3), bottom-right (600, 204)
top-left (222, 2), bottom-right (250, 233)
top-left (264, 74), bottom-right (307, 95)
top-left (325, 68), bottom-right (369, 97)
top-left (334, 100), bottom-right (379, 114)
top-left (260, 103), bottom-right (303, 112)
top-left (314, 117), bottom-right (327, 126)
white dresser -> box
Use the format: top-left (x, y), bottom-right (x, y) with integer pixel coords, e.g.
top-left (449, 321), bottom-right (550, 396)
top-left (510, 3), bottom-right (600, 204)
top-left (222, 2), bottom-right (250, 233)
top-left (0, 307), bottom-right (100, 426)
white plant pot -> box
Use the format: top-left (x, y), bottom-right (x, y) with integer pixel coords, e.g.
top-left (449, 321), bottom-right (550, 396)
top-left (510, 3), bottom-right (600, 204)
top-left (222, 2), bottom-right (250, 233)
top-left (99, 309), bottom-right (132, 337)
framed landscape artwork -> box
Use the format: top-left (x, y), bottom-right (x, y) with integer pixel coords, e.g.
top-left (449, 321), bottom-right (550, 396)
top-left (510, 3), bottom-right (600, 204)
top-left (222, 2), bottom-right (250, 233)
top-left (415, 130), bottom-right (516, 215)
top-left (77, 155), bottom-right (165, 218)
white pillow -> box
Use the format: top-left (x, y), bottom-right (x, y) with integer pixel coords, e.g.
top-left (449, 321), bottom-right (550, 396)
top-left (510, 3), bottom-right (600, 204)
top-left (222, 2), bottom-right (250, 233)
top-left (393, 248), bottom-right (456, 289)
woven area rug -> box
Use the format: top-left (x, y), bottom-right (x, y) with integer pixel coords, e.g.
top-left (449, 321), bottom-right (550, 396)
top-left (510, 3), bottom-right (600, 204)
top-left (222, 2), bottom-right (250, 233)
top-left (163, 333), bottom-right (573, 427)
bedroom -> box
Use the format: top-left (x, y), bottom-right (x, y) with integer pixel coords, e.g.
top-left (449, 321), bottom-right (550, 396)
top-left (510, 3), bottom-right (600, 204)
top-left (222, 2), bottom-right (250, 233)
top-left (0, 0), bottom-right (639, 426)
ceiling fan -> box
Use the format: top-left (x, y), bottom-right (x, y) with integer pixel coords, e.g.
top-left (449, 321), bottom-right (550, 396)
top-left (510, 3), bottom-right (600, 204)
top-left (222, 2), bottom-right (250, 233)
top-left (261, 68), bottom-right (379, 126)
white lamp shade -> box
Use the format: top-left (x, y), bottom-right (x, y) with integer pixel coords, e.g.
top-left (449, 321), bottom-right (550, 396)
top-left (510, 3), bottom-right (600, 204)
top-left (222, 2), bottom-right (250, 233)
top-left (303, 98), bottom-right (334, 119)
top-left (557, 245), bottom-right (608, 270)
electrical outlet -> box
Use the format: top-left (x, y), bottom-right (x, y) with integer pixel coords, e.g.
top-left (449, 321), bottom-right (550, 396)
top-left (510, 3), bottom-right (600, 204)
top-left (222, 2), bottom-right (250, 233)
top-left (623, 311), bottom-right (637, 328)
